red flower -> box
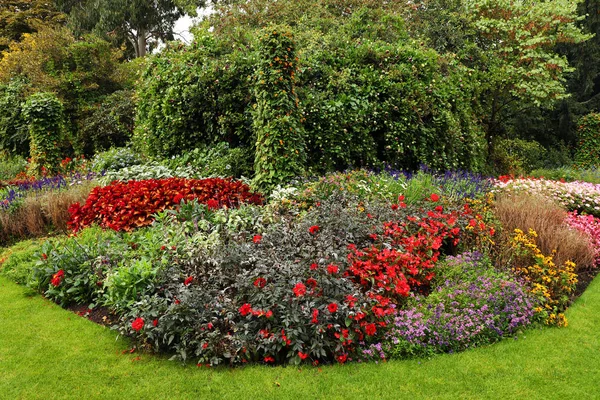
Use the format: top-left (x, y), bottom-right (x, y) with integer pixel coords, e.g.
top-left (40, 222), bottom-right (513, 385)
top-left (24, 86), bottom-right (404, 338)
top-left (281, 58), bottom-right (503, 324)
top-left (50, 269), bottom-right (64, 287)
top-left (152, 319), bottom-right (158, 327)
top-left (398, 195), bottom-right (405, 202)
top-left (308, 225), bottom-right (320, 234)
top-left (253, 277), bottom-right (267, 288)
top-left (239, 303), bottom-right (253, 316)
top-left (391, 204), bottom-right (399, 210)
top-left (160, 245), bottom-right (166, 251)
top-left (298, 352), bottom-right (309, 360)
top-left (265, 310), bottom-right (273, 318)
top-left (206, 199), bottom-right (219, 210)
top-left (469, 219), bottom-right (477, 227)
top-left (41, 253), bottom-right (48, 260)
top-left (311, 308), bottom-right (319, 324)
top-left (365, 323), bottom-right (377, 336)
top-left (430, 193), bottom-right (440, 202)
top-left (264, 356), bottom-right (275, 363)
top-left (327, 303), bottom-right (338, 313)
top-left (253, 235), bottom-right (262, 243)
top-left (174, 298), bottom-right (181, 305)
top-left (306, 278), bottom-right (317, 288)
top-left (293, 282), bottom-right (307, 297)
top-left (327, 264), bottom-right (339, 274)
top-left (337, 354), bottom-right (348, 364)
top-left (310, 263), bottom-right (318, 270)
top-left (184, 276), bottom-right (194, 286)
top-left (202, 343), bottom-right (208, 349)
top-left (131, 317), bottom-right (144, 331)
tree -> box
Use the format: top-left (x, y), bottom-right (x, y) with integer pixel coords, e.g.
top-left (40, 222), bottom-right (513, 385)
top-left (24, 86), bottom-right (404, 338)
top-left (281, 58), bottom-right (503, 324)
top-left (408, 0), bottom-right (591, 154)
top-left (0, 0), bottom-right (66, 55)
top-left (66, 0), bottom-right (208, 57)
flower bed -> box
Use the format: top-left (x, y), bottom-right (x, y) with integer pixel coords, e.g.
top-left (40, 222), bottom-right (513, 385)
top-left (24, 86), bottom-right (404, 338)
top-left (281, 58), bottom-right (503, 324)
top-left (68, 177), bottom-right (264, 232)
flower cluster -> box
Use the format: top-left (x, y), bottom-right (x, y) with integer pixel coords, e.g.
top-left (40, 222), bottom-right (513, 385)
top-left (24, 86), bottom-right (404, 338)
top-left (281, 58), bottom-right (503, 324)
top-left (493, 177), bottom-right (600, 217)
top-left (68, 178), bottom-right (263, 232)
top-left (511, 229), bottom-right (578, 326)
top-left (565, 211), bottom-right (600, 268)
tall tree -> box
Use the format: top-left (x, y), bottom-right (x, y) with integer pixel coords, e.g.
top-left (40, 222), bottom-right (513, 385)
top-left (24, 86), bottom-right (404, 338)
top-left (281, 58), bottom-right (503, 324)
top-left (66, 0), bottom-right (207, 57)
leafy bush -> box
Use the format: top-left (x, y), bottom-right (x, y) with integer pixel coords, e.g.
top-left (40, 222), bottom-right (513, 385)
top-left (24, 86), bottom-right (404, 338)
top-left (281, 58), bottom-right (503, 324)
top-left (0, 79), bottom-right (29, 156)
top-left (78, 90), bottom-right (136, 154)
top-left (0, 238), bottom-right (46, 284)
top-left (0, 154), bottom-right (27, 181)
top-left (91, 147), bottom-right (145, 173)
top-left (97, 163), bottom-right (189, 185)
top-left (528, 166), bottom-right (600, 184)
top-left (134, 36), bottom-right (256, 157)
top-left (68, 178), bottom-right (264, 232)
top-left (491, 138), bottom-right (547, 175)
top-left (161, 143), bottom-right (254, 179)
top-left (575, 113), bottom-right (600, 169)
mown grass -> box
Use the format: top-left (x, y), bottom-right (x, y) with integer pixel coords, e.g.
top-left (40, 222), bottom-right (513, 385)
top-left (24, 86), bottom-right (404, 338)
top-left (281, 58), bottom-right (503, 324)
top-left (1, 273), bottom-right (599, 399)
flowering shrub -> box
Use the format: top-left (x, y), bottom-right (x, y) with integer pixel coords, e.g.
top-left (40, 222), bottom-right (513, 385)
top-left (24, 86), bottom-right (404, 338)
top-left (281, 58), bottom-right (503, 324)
top-left (510, 229), bottom-right (577, 326)
top-left (380, 252), bottom-right (535, 359)
top-left (565, 211), bottom-right (600, 268)
top-left (68, 178), bottom-right (263, 232)
top-left (118, 197), bottom-right (385, 366)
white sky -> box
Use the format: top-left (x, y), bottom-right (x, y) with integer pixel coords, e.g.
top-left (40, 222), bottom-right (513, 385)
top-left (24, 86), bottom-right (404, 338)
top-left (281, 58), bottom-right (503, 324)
top-left (172, 6), bottom-right (213, 44)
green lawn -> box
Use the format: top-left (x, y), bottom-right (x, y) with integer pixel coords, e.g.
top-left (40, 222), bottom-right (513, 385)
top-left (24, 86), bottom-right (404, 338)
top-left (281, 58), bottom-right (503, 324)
top-left (1, 274), bottom-right (599, 400)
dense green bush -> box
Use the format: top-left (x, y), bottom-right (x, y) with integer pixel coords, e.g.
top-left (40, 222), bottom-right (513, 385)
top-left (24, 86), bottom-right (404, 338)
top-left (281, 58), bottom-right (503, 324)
top-left (163, 143), bottom-right (254, 179)
top-left (575, 113), bottom-right (600, 169)
top-left (78, 90), bottom-right (136, 154)
top-left (0, 79), bottom-right (29, 157)
top-left (133, 9), bottom-right (486, 173)
top-left (134, 36), bottom-right (257, 157)
top-left (491, 138), bottom-right (547, 175)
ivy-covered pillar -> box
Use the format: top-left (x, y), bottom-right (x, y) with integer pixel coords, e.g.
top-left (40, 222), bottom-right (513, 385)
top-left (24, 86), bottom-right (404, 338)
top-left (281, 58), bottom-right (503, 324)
top-left (252, 25), bottom-right (306, 192)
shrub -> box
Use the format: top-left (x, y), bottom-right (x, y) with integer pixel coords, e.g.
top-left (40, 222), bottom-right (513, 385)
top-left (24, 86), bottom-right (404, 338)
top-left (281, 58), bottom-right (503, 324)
top-left (510, 228), bottom-right (578, 327)
top-left (91, 147), bottom-right (145, 173)
top-left (0, 154), bottom-right (27, 181)
top-left (22, 92), bottom-right (65, 176)
top-left (493, 192), bottom-right (595, 270)
top-left (491, 137), bottom-right (547, 175)
top-left (0, 238), bottom-right (46, 284)
top-left (77, 90), bottom-right (136, 154)
top-left (68, 178), bottom-right (264, 232)
top-left (134, 35), bottom-right (256, 157)
top-left (575, 113), bottom-right (600, 169)
top-left (0, 79), bottom-right (29, 157)
top-left (163, 143), bottom-right (254, 179)
top-left (97, 163), bottom-right (188, 185)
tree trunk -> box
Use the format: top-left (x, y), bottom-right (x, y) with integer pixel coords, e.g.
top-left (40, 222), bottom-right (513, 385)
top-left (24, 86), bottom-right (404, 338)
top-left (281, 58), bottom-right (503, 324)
top-left (137, 29), bottom-right (147, 57)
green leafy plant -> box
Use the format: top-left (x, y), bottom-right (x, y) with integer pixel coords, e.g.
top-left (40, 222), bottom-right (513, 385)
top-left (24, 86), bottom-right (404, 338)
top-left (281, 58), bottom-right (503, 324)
top-left (252, 25), bottom-right (306, 191)
top-left (575, 113), bottom-right (600, 169)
